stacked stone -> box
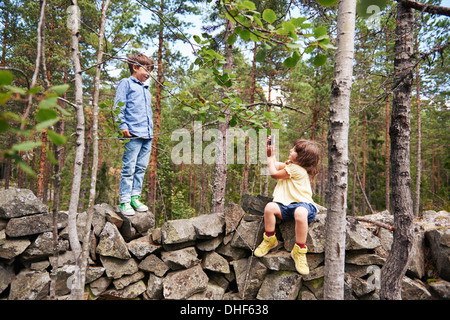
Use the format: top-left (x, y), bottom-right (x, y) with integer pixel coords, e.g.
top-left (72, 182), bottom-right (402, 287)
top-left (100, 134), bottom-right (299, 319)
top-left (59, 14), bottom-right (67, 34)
top-left (0, 189), bottom-right (449, 300)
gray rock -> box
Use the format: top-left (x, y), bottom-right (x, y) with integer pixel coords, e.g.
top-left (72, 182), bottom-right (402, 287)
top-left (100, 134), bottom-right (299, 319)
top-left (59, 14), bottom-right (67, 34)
top-left (0, 263), bottom-right (15, 295)
top-left (112, 270), bottom-right (145, 290)
top-left (6, 211), bottom-right (68, 237)
top-left (240, 194), bottom-right (272, 216)
top-left (232, 256), bottom-right (268, 299)
top-left (103, 280), bottom-right (146, 299)
top-left (256, 271), bottom-right (302, 300)
top-left (230, 216), bottom-right (264, 251)
top-left (0, 188), bottom-right (48, 219)
top-left (260, 250), bottom-right (295, 271)
top-left (163, 264), bottom-right (208, 300)
top-left (89, 276), bottom-right (111, 296)
top-left (96, 222), bottom-right (131, 260)
top-left (100, 255), bottom-right (139, 279)
top-left (9, 269), bottom-right (50, 300)
top-left (21, 231), bottom-right (69, 262)
top-left (201, 251), bottom-right (230, 273)
top-left (161, 218), bottom-right (196, 245)
top-left (144, 274), bottom-right (164, 300)
top-left (138, 254), bottom-right (170, 277)
top-left (401, 276), bottom-right (432, 300)
top-left (191, 213), bottom-right (224, 239)
top-left (224, 202), bottom-right (245, 234)
top-left (196, 234), bottom-right (223, 251)
top-left (0, 237), bottom-right (30, 259)
top-left (161, 246), bottom-right (200, 270)
top-left (428, 279), bottom-right (450, 299)
top-left (425, 228), bottom-right (450, 281)
top-left (127, 235), bottom-right (160, 259)
top-left (188, 282), bottom-right (225, 300)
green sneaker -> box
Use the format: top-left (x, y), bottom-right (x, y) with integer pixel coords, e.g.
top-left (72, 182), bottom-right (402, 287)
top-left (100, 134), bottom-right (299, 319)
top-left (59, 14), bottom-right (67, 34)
top-left (130, 196), bottom-right (148, 212)
top-left (119, 202), bottom-right (135, 216)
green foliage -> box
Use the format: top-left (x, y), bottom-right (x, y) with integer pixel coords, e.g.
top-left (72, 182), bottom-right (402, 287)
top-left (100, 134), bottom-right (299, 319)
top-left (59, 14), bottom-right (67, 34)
top-left (0, 71), bottom-right (69, 177)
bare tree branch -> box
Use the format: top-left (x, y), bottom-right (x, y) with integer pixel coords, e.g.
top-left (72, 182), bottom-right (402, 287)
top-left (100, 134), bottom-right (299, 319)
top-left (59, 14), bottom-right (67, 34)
top-left (398, 0), bottom-right (450, 17)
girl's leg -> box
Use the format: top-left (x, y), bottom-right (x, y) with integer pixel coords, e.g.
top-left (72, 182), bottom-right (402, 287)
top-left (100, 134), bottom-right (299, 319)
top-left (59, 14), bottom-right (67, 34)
top-left (263, 202), bottom-right (282, 234)
top-left (292, 206), bottom-right (310, 275)
top-left (294, 206), bottom-right (309, 245)
top-left (254, 202), bottom-right (281, 257)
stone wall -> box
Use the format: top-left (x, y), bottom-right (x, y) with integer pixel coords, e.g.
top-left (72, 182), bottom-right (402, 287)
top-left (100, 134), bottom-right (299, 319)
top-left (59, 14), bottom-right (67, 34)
top-left (0, 189), bottom-right (449, 300)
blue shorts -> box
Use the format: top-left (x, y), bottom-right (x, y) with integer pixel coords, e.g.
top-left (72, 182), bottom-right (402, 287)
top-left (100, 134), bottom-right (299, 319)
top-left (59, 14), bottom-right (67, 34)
top-left (276, 202), bottom-right (317, 224)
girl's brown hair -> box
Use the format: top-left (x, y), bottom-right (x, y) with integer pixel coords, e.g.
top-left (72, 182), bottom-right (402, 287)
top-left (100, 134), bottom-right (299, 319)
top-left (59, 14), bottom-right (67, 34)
top-left (286, 139), bottom-right (320, 181)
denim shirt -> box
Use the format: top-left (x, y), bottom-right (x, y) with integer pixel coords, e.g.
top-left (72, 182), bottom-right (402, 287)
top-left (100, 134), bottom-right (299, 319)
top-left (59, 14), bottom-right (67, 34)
top-left (114, 76), bottom-right (153, 139)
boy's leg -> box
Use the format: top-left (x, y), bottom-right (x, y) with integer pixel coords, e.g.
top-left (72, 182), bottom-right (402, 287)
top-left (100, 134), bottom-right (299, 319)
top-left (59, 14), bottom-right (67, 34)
top-left (120, 139), bottom-right (141, 204)
top-left (131, 138), bottom-right (152, 197)
top-left (255, 202), bottom-right (282, 257)
top-left (119, 139), bottom-right (141, 215)
top-left (130, 138), bottom-right (152, 211)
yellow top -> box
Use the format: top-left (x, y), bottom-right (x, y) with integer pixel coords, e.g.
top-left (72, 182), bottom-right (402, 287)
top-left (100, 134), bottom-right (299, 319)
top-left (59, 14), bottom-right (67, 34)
top-left (272, 163), bottom-right (317, 208)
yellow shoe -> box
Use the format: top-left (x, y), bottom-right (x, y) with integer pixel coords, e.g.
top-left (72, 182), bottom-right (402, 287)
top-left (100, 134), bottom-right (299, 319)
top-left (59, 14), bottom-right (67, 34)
top-left (254, 233), bottom-right (278, 257)
top-left (291, 244), bottom-right (309, 275)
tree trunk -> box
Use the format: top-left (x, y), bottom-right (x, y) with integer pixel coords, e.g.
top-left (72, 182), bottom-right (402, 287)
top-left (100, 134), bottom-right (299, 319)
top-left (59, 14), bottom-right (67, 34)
top-left (380, 3), bottom-right (415, 300)
top-left (76, 0), bottom-right (111, 300)
top-left (67, 0), bottom-right (85, 300)
top-left (149, 0), bottom-right (164, 210)
top-left (323, 0), bottom-right (356, 300)
top-left (242, 41), bottom-right (257, 196)
top-left (413, 32), bottom-right (421, 217)
top-left (210, 19), bottom-right (234, 214)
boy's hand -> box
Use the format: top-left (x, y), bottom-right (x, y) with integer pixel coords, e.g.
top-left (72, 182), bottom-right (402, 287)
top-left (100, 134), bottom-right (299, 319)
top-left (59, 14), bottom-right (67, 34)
top-left (121, 129), bottom-right (132, 138)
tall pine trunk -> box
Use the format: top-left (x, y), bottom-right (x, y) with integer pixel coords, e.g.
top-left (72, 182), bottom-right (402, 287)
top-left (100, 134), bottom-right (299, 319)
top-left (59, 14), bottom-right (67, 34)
top-left (149, 0), bottom-right (164, 210)
top-left (323, 0), bottom-right (356, 300)
top-left (380, 3), bottom-right (415, 300)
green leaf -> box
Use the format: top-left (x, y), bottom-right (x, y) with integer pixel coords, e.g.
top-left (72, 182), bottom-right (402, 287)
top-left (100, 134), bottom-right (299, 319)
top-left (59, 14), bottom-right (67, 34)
top-left (316, 0), bottom-right (339, 7)
top-left (238, 28), bottom-right (251, 41)
top-left (262, 9), bottom-right (277, 24)
top-left (0, 118), bottom-right (8, 132)
top-left (12, 141), bottom-right (42, 152)
top-left (239, 0), bottom-right (256, 10)
top-left (0, 70), bottom-right (13, 86)
top-left (313, 54), bottom-right (327, 67)
top-left (255, 49), bottom-right (266, 62)
top-left (17, 159), bottom-right (36, 177)
top-left (227, 32), bottom-right (237, 45)
top-left (314, 26), bottom-right (328, 38)
top-left (35, 117), bottom-right (60, 131)
top-left (47, 129), bottom-right (67, 146)
top-left (48, 84), bottom-right (70, 95)
top-left (38, 96), bottom-right (58, 109)
top-left (35, 109), bottom-right (58, 122)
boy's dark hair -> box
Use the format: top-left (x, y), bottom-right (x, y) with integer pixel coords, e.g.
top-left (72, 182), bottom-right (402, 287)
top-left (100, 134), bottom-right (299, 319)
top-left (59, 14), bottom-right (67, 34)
top-left (127, 52), bottom-right (154, 74)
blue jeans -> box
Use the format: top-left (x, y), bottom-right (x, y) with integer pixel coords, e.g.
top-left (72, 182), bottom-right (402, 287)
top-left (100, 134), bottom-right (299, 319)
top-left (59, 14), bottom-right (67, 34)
top-left (119, 138), bottom-right (152, 204)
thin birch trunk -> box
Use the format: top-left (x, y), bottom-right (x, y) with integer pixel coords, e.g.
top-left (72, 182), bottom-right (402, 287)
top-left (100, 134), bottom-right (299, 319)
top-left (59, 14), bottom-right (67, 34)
top-left (67, 0), bottom-right (85, 300)
top-left (75, 0), bottom-right (111, 300)
top-left (323, 0), bottom-right (356, 300)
